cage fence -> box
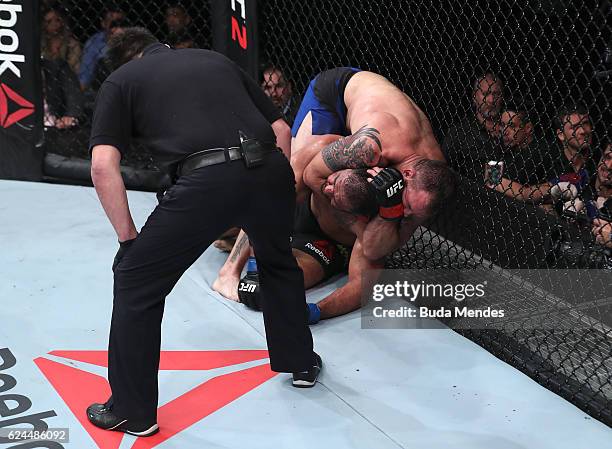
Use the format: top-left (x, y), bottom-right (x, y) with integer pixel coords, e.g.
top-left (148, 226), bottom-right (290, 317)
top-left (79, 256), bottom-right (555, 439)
top-left (39, 0), bottom-right (612, 425)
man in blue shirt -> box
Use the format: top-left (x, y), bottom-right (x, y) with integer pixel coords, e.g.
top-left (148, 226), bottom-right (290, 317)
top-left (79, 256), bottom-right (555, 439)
top-left (78, 7), bottom-right (124, 90)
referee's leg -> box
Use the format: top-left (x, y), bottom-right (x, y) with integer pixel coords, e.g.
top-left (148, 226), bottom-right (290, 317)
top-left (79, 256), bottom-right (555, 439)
top-left (107, 171), bottom-right (232, 423)
top-left (243, 155), bottom-right (315, 372)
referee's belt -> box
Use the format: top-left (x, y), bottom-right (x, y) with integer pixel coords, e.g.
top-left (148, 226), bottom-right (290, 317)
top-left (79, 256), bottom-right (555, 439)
top-left (176, 142), bottom-right (278, 178)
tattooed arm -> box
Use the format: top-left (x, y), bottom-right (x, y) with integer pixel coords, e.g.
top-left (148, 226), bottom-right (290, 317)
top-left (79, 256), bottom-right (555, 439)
top-left (303, 125), bottom-right (383, 191)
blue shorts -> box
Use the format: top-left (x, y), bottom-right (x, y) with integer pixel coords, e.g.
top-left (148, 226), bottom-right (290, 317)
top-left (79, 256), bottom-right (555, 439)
top-left (291, 67), bottom-right (361, 137)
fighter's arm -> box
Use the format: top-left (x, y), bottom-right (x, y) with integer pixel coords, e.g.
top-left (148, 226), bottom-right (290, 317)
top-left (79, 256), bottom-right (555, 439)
top-left (91, 145), bottom-right (138, 241)
top-left (317, 240), bottom-right (384, 319)
top-left (353, 166), bottom-right (411, 260)
top-left (360, 216), bottom-right (420, 261)
top-left (291, 135), bottom-right (341, 203)
top-left (303, 125), bottom-right (383, 191)
top-left (271, 118), bottom-right (291, 159)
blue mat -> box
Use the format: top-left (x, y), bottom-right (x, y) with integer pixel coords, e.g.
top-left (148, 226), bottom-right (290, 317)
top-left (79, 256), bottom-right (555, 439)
top-left (0, 180), bottom-right (609, 449)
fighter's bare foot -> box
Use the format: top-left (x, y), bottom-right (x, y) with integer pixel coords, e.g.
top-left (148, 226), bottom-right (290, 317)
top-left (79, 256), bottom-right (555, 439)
top-left (212, 273), bottom-right (240, 301)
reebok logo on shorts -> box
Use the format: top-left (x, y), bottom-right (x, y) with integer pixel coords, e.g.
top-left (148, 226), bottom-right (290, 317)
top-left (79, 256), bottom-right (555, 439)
top-left (306, 240), bottom-right (335, 265)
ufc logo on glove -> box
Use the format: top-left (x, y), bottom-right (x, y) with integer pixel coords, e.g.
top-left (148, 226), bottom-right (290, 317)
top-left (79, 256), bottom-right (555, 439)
top-left (371, 168), bottom-right (406, 221)
top-left (239, 283), bottom-right (257, 293)
top-left (386, 180), bottom-right (404, 198)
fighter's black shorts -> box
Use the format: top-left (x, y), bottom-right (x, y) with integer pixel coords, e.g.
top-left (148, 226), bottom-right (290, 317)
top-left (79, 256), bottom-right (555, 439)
top-left (291, 67), bottom-right (362, 137)
top-left (291, 194), bottom-right (351, 279)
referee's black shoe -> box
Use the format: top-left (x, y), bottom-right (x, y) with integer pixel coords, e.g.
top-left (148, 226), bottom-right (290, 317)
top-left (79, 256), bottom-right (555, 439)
top-left (86, 400), bottom-right (159, 437)
top-left (292, 352), bottom-right (322, 388)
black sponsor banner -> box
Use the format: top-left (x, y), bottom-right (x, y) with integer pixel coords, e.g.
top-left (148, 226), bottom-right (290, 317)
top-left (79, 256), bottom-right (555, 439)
top-left (211, 0), bottom-right (259, 80)
top-left (0, 0), bottom-right (43, 181)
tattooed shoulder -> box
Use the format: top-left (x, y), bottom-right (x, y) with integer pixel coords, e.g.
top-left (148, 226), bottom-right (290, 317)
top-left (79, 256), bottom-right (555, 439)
top-left (322, 125), bottom-right (382, 171)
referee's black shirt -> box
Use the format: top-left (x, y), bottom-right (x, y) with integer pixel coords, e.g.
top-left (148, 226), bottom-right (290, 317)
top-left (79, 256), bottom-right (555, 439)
top-left (89, 43), bottom-right (282, 169)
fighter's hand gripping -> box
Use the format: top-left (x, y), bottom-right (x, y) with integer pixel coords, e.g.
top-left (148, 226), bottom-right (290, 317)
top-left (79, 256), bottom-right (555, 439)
top-left (369, 167), bottom-right (405, 221)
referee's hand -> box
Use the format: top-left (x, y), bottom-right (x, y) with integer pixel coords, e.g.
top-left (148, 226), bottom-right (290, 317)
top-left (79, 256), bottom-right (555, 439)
top-left (113, 238), bottom-right (137, 271)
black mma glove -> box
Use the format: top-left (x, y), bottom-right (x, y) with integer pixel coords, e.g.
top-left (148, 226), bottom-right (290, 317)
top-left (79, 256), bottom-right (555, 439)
top-left (238, 272), bottom-right (263, 311)
top-left (112, 238), bottom-right (136, 271)
top-left (238, 257), bottom-right (263, 310)
top-left (370, 167), bottom-right (405, 221)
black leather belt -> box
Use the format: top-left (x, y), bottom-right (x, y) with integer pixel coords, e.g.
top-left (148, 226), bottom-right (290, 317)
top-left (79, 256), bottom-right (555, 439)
top-left (176, 142), bottom-right (278, 178)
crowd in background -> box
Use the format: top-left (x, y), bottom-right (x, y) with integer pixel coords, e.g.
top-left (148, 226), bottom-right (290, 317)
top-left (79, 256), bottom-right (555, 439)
top-left (39, 2), bottom-right (612, 254)
top-left (40, 2), bottom-right (200, 149)
top-left (443, 72), bottom-right (612, 250)
top-left (39, 2), bottom-right (295, 166)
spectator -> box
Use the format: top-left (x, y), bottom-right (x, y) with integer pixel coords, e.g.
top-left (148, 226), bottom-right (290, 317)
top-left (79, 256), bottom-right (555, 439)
top-left (594, 144), bottom-right (612, 204)
top-left (79, 6), bottom-right (125, 90)
top-left (593, 217), bottom-right (612, 248)
top-left (442, 72), bottom-right (504, 181)
top-left (491, 108), bottom-right (553, 188)
top-left (89, 19), bottom-right (129, 92)
top-left (500, 109), bottom-right (534, 150)
top-left (591, 144), bottom-right (612, 247)
top-left (260, 63), bottom-right (298, 126)
top-left (42, 57), bottom-right (83, 129)
top-left (169, 31), bottom-right (196, 49)
top-left (550, 104), bottom-right (594, 175)
top-left (487, 104), bottom-right (597, 210)
top-left (163, 3), bottom-right (197, 46)
top-left (41, 7), bottom-right (82, 74)
top-left (42, 57), bottom-right (90, 159)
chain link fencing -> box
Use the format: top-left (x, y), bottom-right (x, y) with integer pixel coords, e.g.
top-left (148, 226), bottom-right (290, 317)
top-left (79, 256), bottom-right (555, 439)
top-left (39, 0), bottom-right (611, 425)
top-left (39, 0), bottom-right (211, 187)
top-left (261, 0), bottom-right (611, 425)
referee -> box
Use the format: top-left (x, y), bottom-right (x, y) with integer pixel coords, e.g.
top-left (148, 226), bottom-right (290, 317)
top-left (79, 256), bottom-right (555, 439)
top-left (86, 28), bottom-right (321, 436)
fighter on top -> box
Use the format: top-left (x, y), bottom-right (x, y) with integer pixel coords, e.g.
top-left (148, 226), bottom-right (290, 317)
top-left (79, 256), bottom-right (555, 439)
top-left (214, 67), bottom-right (457, 323)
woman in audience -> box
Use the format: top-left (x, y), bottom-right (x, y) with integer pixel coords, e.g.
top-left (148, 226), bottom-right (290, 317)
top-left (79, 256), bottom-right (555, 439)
top-left (41, 7), bottom-right (82, 75)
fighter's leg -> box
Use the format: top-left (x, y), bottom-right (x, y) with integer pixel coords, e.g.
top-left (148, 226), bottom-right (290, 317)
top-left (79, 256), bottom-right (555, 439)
top-left (214, 242), bottom-right (325, 304)
top-left (213, 226), bottom-right (240, 252)
top-left (212, 229), bottom-right (251, 300)
top-left (292, 248), bottom-right (326, 288)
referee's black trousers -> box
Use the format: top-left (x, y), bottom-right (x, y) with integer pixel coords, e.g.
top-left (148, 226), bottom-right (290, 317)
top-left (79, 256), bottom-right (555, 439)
top-left (108, 151), bottom-right (314, 422)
